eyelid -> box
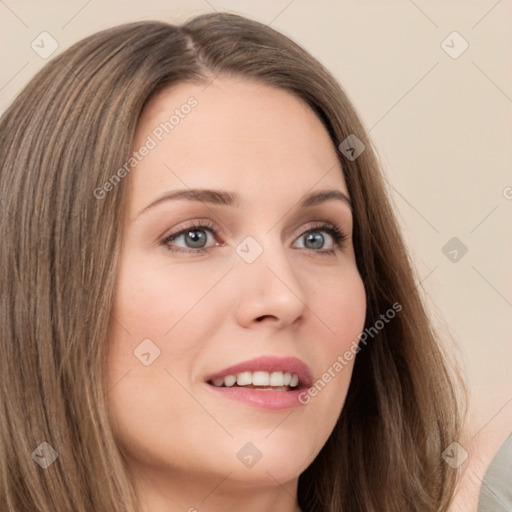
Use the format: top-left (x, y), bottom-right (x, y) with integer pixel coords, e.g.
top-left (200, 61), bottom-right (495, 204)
top-left (292, 220), bottom-right (339, 237)
top-left (162, 219), bottom-right (219, 241)
top-left (291, 219), bottom-right (348, 240)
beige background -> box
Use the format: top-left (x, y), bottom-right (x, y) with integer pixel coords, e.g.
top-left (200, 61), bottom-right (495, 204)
top-left (1, 1), bottom-right (511, 509)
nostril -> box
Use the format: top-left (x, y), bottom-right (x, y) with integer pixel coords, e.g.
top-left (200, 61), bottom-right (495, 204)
top-left (256, 315), bottom-right (275, 322)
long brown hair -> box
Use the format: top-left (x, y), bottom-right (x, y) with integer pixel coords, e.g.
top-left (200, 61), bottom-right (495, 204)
top-left (0, 13), bottom-right (465, 511)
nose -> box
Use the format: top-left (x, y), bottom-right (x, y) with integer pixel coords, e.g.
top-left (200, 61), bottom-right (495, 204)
top-left (233, 239), bottom-right (307, 330)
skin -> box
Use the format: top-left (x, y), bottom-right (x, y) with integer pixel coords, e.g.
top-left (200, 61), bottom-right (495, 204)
top-left (106, 77), bottom-right (366, 512)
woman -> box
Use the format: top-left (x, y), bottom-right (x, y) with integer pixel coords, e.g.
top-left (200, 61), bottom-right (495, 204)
top-left (0, 12), bottom-right (465, 512)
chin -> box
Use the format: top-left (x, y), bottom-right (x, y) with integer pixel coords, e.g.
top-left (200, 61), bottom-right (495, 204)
top-left (225, 434), bottom-right (320, 484)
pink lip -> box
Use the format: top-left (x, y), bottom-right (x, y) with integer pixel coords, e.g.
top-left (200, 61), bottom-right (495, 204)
top-left (205, 355), bottom-right (313, 388)
top-left (204, 356), bottom-right (313, 411)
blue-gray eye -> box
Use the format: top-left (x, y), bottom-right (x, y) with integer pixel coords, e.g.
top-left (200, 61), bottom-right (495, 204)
top-left (174, 229), bottom-right (209, 248)
top-left (163, 226), bottom-right (216, 251)
top-left (182, 229), bottom-right (208, 248)
top-left (304, 231), bottom-right (325, 249)
top-left (294, 229), bottom-right (336, 250)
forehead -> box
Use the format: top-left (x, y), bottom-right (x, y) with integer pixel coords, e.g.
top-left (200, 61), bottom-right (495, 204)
top-left (129, 77), bottom-right (347, 211)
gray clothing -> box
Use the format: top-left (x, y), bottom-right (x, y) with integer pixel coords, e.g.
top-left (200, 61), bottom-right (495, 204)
top-left (478, 434), bottom-right (512, 512)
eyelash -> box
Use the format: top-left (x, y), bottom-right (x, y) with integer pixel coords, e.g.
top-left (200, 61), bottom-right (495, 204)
top-left (161, 220), bottom-right (348, 255)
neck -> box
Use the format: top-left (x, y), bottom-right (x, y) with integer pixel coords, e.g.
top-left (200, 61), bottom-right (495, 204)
top-left (131, 465), bottom-right (303, 512)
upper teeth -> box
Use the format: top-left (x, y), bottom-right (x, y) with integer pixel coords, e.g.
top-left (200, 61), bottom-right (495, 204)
top-left (211, 371), bottom-right (300, 388)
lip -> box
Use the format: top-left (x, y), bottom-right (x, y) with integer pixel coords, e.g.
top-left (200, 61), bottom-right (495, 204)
top-left (204, 355), bottom-right (313, 411)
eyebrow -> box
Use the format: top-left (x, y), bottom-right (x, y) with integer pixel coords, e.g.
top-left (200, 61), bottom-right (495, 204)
top-left (137, 187), bottom-right (352, 217)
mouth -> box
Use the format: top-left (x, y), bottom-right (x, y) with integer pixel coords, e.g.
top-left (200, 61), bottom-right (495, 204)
top-left (207, 370), bottom-right (301, 391)
top-left (204, 356), bottom-right (312, 410)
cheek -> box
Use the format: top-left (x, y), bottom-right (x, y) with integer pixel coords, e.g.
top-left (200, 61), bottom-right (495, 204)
top-left (105, 260), bottom-right (234, 462)
top-left (105, 257), bottom-right (232, 409)
top-left (301, 265), bottom-right (366, 414)
top-left (309, 265), bottom-right (367, 349)
top-left (111, 256), bottom-right (232, 342)
top-left (105, 256), bottom-right (235, 437)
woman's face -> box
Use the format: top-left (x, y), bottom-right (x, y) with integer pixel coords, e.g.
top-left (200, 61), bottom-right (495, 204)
top-left (106, 77), bottom-right (366, 500)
